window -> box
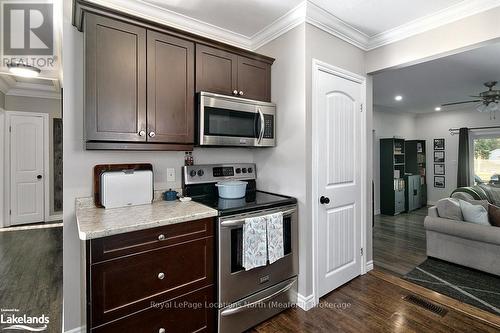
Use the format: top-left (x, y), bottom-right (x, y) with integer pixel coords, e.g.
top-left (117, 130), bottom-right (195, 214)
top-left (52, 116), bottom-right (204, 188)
top-left (473, 136), bottom-right (500, 186)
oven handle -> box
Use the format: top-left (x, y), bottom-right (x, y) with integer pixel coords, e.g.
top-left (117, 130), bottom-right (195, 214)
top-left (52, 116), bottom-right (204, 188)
top-left (220, 208), bottom-right (296, 228)
top-left (257, 107), bottom-right (265, 144)
top-left (220, 279), bottom-right (295, 317)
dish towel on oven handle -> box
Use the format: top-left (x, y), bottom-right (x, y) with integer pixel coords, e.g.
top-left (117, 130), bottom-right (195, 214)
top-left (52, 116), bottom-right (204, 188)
top-left (242, 212), bottom-right (284, 271)
top-left (242, 214), bottom-right (268, 270)
top-left (266, 212), bottom-right (284, 264)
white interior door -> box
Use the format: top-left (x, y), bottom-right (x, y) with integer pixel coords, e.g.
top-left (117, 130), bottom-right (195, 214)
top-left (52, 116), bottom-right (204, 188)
top-left (316, 66), bottom-right (363, 297)
top-left (9, 114), bottom-right (45, 225)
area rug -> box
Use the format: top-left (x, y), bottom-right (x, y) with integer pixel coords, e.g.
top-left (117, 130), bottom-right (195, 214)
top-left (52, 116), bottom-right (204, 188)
top-left (404, 258), bottom-right (500, 315)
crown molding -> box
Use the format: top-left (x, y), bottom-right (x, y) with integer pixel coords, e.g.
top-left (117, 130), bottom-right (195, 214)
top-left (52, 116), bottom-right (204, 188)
top-left (0, 74), bottom-right (61, 99)
top-left (250, 2), bottom-right (307, 50)
top-left (305, 1), bottom-right (369, 50)
top-left (367, 0), bottom-right (500, 50)
top-left (85, 0), bottom-right (500, 52)
top-left (86, 0), bottom-right (252, 49)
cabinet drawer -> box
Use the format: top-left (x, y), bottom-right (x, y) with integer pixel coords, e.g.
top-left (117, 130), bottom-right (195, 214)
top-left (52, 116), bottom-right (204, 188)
top-left (90, 237), bottom-right (214, 326)
top-left (92, 285), bottom-right (215, 333)
top-left (90, 218), bottom-right (213, 263)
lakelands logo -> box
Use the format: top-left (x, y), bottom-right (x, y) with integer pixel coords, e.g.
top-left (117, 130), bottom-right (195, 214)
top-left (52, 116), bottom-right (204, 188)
top-left (0, 309), bottom-right (49, 332)
top-left (1, 0), bottom-right (56, 69)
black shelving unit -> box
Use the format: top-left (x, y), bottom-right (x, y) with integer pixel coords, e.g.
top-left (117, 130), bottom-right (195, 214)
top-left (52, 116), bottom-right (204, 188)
top-left (380, 138), bottom-right (406, 215)
top-left (405, 140), bottom-right (427, 210)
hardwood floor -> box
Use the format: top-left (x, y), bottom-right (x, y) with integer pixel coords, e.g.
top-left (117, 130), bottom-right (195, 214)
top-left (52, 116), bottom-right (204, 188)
top-left (250, 272), bottom-right (499, 333)
top-left (373, 208), bottom-right (428, 276)
top-left (0, 227), bottom-right (62, 332)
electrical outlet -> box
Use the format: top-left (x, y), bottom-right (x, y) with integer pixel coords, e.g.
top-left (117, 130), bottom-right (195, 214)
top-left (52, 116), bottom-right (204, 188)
top-left (167, 168), bottom-right (175, 182)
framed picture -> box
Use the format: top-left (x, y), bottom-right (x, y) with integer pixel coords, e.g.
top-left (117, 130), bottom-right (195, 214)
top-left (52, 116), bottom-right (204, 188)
top-left (434, 151), bottom-right (445, 163)
top-left (434, 138), bottom-right (445, 150)
top-left (434, 176), bottom-right (445, 188)
top-left (434, 164), bottom-right (445, 175)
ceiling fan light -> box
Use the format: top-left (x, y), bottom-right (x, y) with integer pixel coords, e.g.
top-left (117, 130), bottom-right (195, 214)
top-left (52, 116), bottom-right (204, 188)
top-left (476, 103), bottom-right (487, 113)
top-left (487, 101), bottom-right (499, 112)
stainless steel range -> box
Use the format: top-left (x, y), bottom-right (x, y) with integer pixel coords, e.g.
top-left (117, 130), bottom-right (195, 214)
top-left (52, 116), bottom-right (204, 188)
top-left (182, 163), bottom-right (298, 333)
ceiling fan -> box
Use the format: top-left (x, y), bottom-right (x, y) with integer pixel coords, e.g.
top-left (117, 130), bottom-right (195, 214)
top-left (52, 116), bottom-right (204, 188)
top-left (441, 81), bottom-right (499, 119)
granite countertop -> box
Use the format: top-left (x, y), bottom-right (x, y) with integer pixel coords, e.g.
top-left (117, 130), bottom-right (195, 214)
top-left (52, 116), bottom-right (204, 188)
top-left (75, 197), bottom-right (218, 240)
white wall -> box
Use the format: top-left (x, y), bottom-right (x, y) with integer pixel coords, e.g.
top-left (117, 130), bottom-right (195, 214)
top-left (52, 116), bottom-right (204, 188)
top-left (62, 5), bottom-right (254, 331)
top-left (255, 23), bottom-right (307, 295)
top-left (373, 109), bottom-right (417, 213)
top-left (416, 108), bottom-right (500, 204)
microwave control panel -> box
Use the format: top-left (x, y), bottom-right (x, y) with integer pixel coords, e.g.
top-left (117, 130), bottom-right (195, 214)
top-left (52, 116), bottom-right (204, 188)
top-left (263, 115), bottom-right (274, 139)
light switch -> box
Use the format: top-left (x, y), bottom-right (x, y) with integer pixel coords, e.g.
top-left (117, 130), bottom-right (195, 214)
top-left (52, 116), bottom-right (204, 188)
top-left (167, 168), bottom-right (175, 182)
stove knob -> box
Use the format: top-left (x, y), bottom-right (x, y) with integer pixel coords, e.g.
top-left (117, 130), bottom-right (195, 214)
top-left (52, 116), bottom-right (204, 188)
top-left (242, 168), bottom-right (247, 173)
top-left (197, 170), bottom-right (204, 177)
top-left (248, 167), bottom-right (253, 173)
top-left (190, 170), bottom-right (197, 177)
top-left (236, 168), bottom-right (241, 174)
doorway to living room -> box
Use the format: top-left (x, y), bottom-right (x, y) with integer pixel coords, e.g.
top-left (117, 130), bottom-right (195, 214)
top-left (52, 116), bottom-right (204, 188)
top-left (371, 41), bottom-right (500, 316)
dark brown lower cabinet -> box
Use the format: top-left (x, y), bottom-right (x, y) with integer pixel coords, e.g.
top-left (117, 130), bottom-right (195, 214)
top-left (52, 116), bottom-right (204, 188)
top-left (92, 286), bottom-right (214, 333)
top-left (86, 218), bottom-right (215, 332)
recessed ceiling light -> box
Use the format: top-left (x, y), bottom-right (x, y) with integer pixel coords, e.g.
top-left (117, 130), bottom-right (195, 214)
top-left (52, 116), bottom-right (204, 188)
top-left (435, 107), bottom-right (442, 111)
top-left (7, 62), bottom-right (41, 78)
top-left (394, 95), bottom-right (403, 101)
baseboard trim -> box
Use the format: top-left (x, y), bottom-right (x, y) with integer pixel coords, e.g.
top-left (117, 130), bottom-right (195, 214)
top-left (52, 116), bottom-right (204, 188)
top-left (427, 201), bottom-right (437, 206)
top-left (46, 214), bottom-right (63, 222)
top-left (64, 326), bottom-right (85, 333)
top-left (297, 293), bottom-right (317, 311)
top-left (366, 260), bottom-right (374, 272)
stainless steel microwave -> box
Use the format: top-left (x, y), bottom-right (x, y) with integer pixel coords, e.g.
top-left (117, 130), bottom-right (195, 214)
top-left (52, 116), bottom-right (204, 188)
top-left (197, 92), bottom-right (276, 147)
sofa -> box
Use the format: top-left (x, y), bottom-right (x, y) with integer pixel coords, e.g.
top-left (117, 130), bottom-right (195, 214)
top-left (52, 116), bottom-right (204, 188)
top-left (424, 185), bottom-right (500, 276)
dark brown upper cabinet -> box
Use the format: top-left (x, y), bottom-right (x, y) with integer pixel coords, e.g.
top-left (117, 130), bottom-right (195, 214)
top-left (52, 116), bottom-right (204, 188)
top-left (196, 44), bottom-right (272, 102)
top-left (195, 44), bottom-right (238, 96)
top-left (147, 31), bottom-right (194, 144)
top-left (85, 14), bottom-right (147, 142)
top-left (237, 56), bottom-right (271, 102)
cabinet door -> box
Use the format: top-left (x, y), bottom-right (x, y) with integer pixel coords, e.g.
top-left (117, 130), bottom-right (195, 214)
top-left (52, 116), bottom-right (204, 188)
top-left (147, 31), bottom-right (194, 143)
top-left (85, 14), bottom-right (147, 142)
top-left (195, 44), bottom-right (237, 96)
top-left (237, 56), bottom-right (271, 101)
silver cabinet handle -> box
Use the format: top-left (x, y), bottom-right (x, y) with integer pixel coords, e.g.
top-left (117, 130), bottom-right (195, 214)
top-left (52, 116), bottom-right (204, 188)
top-left (257, 107), bottom-right (265, 144)
top-left (138, 130), bottom-right (146, 137)
top-left (233, 89), bottom-right (238, 95)
top-left (220, 279), bottom-right (295, 316)
top-left (149, 131), bottom-right (156, 138)
top-left (158, 234), bottom-right (166, 241)
top-left (159, 328), bottom-right (166, 333)
top-left (221, 207), bottom-right (296, 228)
top-left (158, 272), bottom-right (165, 280)
top-left (239, 90), bottom-right (244, 96)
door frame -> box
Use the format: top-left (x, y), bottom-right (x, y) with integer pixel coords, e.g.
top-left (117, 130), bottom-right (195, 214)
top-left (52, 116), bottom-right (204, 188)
top-left (3, 111), bottom-right (50, 227)
top-left (311, 59), bottom-right (367, 305)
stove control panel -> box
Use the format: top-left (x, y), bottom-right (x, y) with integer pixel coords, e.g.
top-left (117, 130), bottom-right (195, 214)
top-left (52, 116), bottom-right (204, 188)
top-left (183, 163), bottom-right (256, 185)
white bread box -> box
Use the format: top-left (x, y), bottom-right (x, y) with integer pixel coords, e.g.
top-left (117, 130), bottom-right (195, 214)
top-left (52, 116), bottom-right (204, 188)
top-left (100, 170), bottom-right (153, 209)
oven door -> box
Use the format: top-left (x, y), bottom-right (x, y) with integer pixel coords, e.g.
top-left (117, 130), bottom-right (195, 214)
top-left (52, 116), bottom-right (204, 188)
top-left (198, 92), bottom-right (275, 147)
top-left (218, 204), bottom-right (298, 305)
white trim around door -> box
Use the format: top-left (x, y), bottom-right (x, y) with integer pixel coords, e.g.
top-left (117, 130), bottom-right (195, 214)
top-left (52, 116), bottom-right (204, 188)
top-left (3, 111), bottom-right (50, 227)
top-left (311, 59), bottom-right (367, 306)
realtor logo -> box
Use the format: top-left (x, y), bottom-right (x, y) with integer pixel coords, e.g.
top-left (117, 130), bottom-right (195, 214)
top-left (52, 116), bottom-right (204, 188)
top-left (2, 2), bottom-right (53, 55)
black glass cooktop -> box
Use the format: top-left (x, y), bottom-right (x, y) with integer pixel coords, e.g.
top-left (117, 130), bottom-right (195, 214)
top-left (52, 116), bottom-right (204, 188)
top-left (191, 190), bottom-right (297, 216)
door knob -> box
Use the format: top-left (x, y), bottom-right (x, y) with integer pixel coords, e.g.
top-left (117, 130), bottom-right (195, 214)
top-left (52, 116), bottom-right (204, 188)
top-left (138, 130), bottom-right (146, 137)
top-left (233, 90), bottom-right (238, 95)
top-left (158, 272), bottom-right (165, 280)
top-left (37, 175), bottom-right (42, 180)
top-left (239, 90), bottom-right (244, 96)
top-left (149, 131), bottom-right (156, 138)
top-left (319, 196), bottom-right (330, 204)
top-left (159, 328), bottom-right (166, 333)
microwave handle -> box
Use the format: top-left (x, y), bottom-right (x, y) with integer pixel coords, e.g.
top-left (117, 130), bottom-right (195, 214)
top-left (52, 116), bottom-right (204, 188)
top-left (257, 107), bottom-right (265, 144)
top-left (220, 208), bottom-right (296, 228)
